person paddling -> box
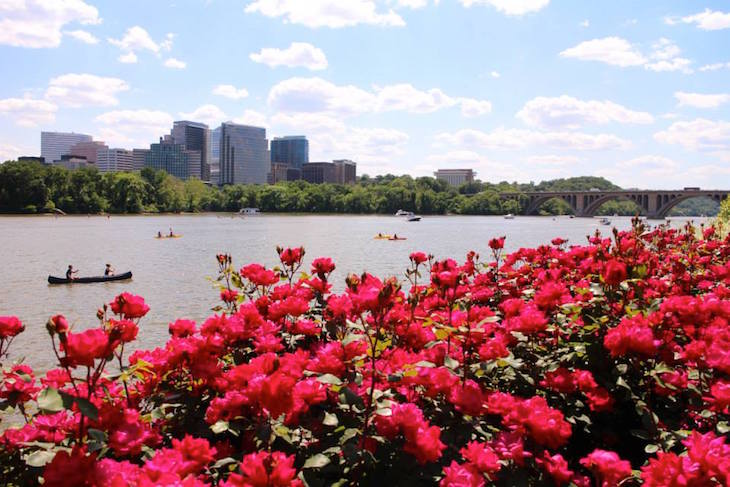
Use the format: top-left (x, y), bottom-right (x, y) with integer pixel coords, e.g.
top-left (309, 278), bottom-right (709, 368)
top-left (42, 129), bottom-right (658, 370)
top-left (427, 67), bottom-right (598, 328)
top-left (66, 265), bottom-right (78, 281)
top-left (104, 264), bottom-right (115, 276)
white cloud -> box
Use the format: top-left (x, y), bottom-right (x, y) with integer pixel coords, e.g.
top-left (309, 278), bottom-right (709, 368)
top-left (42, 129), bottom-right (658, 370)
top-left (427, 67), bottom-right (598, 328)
top-left (561, 36), bottom-right (691, 73)
top-left (392, 0), bottom-right (430, 8)
top-left (436, 127), bottom-right (632, 151)
top-left (0, 97), bottom-right (57, 127)
top-left (163, 57), bottom-right (186, 69)
top-left (94, 109), bottom-right (174, 148)
top-left (250, 42), bottom-right (328, 70)
top-left (517, 95), bottom-right (654, 129)
top-left (179, 104), bottom-right (226, 127)
top-left (108, 26), bottom-right (174, 59)
top-left (0, 142), bottom-right (30, 162)
top-left (0, 0), bottom-right (100, 48)
top-left (528, 155), bottom-right (581, 166)
top-left (654, 119), bottom-right (730, 151)
top-left (233, 110), bottom-right (269, 128)
top-left (45, 73), bottom-right (129, 107)
top-left (490, 71), bottom-right (500, 78)
top-left (268, 77), bottom-right (491, 117)
top-left (118, 52), bottom-right (138, 64)
top-left (560, 37), bottom-right (646, 67)
top-left (244, 0), bottom-right (405, 28)
top-left (675, 92), bottom-right (730, 109)
top-left (64, 29), bottom-right (98, 44)
top-left (699, 62), bottom-right (730, 72)
top-left (669, 9), bottom-right (730, 31)
top-left (458, 0), bottom-right (549, 16)
top-left (212, 85), bottom-right (250, 100)
top-left (616, 155), bottom-right (679, 173)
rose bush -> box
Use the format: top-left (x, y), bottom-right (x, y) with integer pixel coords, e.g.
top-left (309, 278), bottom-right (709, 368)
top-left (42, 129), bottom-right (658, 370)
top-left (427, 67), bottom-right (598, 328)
top-left (0, 218), bottom-right (729, 486)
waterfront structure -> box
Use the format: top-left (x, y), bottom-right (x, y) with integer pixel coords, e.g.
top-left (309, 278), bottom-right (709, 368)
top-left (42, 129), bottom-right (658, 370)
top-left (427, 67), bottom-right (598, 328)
top-left (271, 136), bottom-right (308, 169)
top-left (97, 148), bottom-right (135, 172)
top-left (500, 189), bottom-right (730, 219)
top-left (172, 121), bottom-right (210, 181)
top-left (210, 126), bottom-right (221, 185)
top-left (145, 136), bottom-right (197, 180)
top-left (68, 140), bottom-right (107, 165)
top-left (333, 159), bottom-right (357, 184)
top-left (434, 169), bottom-right (476, 187)
top-left (301, 160), bottom-right (357, 184)
top-left (41, 131), bottom-right (92, 164)
top-left (219, 123), bottom-right (270, 185)
top-left (132, 149), bottom-right (150, 171)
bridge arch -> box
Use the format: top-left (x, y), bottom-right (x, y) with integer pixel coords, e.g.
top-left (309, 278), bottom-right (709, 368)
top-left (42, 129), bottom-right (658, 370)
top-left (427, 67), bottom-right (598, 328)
top-left (656, 193), bottom-right (728, 219)
top-left (582, 193), bottom-right (648, 217)
top-left (524, 194), bottom-right (578, 215)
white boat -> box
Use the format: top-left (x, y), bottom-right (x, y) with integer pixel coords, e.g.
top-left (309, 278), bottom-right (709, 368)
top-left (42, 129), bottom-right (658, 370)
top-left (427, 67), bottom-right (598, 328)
top-left (504, 213), bottom-right (515, 220)
top-left (599, 217), bottom-right (611, 225)
top-left (395, 209), bottom-right (410, 216)
top-left (406, 215), bottom-right (421, 222)
top-left (238, 207), bottom-right (260, 215)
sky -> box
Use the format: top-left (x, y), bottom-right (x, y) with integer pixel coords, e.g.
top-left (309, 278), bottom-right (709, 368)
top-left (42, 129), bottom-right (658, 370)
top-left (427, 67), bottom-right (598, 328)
top-left (1, 0), bottom-right (730, 188)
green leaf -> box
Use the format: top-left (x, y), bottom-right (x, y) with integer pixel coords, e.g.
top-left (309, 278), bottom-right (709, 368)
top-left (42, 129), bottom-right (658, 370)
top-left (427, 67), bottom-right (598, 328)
top-left (212, 457), bottom-right (237, 469)
top-left (71, 395), bottom-right (99, 421)
top-left (303, 453), bottom-right (331, 469)
top-left (444, 356), bottom-right (459, 370)
top-left (375, 407), bottom-right (392, 416)
top-left (37, 388), bottom-right (64, 413)
top-left (644, 444), bottom-right (660, 454)
top-left (323, 412), bottom-right (339, 426)
top-left (717, 422), bottom-right (729, 434)
top-left (211, 420), bottom-right (229, 434)
top-left (25, 449), bottom-right (57, 467)
top-left (317, 373), bottom-right (342, 385)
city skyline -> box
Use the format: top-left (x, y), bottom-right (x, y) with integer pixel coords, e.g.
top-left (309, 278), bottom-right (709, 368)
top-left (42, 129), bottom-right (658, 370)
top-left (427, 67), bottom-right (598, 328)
top-left (0, 1), bottom-right (729, 187)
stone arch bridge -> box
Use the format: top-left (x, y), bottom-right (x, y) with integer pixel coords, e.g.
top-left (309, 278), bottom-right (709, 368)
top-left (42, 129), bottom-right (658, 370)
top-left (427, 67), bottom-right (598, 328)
top-left (499, 189), bottom-right (729, 219)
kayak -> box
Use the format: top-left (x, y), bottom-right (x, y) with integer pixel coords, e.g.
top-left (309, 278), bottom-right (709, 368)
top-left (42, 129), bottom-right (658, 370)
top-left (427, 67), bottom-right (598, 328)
top-left (374, 235), bottom-right (392, 240)
top-left (48, 271), bottom-right (133, 285)
top-left (388, 237), bottom-right (407, 241)
top-left (155, 235), bottom-right (182, 239)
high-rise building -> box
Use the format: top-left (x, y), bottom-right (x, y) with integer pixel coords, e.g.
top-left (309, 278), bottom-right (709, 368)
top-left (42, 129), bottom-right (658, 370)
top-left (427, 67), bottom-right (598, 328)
top-left (145, 136), bottom-right (194, 180)
top-left (268, 162), bottom-right (290, 184)
top-left (333, 159), bottom-right (357, 184)
top-left (97, 148), bottom-right (135, 172)
top-left (219, 123), bottom-right (270, 185)
top-left (41, 131), bottom-right (92, 164)
top-left (210, 126), bottom-right (221, 185)
top-left (171, 121), bottom-right (210, 181)
top-left (301, 160), bottom-right (357, 184)
top-left (132, 149), bottom-right (150, 171)
top-left (434, 169), bottom-right (476, 187)
top-left (68, 141), bottom-right (107, 165)
top-left (270, 136), bottom-right (308, 169)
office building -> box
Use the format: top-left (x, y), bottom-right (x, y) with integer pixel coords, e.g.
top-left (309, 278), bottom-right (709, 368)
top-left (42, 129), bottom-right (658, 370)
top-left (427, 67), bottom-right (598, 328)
top-left (171, 121), bottom-right (210, 181)
top-left (434, 169), bottom-right (476, 187)
top-left (287, 167), bottom-right (302, 181)
top-left (268, 162), bottom-right (290, 184)
top-left (333, 159), bottom-right (357, 184)
top-left (301, 160), bottom-right (357, 184)
top-left (58, 155), bottom-right (90, 170)
top-left (219, 123), bottom-right (270, 185)
top-left (145, 136), bottom-right (195, 180)
top-left (210, 126), bottom-right (221, 185)
top-left (271, 136), bottom-right (308, 169)
top-left (132, 149), bottom-right (150, 171)
top-left (302, 162), bottom-right (337, 184)
top-left (68, 140), bottom-right (107, 165)
top-left (41, 131), bottom-right (92, 164)
top-left (97, 148), bottom-right (135, 172)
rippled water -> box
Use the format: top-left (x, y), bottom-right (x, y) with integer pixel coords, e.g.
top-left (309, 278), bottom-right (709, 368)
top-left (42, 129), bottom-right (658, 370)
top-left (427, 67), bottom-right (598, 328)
top-left (0, 213), bottom-right (702, 371)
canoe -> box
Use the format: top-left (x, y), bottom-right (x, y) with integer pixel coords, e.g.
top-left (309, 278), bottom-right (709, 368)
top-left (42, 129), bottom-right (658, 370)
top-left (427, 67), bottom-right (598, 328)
top-left (48, 271), bottom-right (132, 285)
top-left (155, 235), bottom-right (182, 239)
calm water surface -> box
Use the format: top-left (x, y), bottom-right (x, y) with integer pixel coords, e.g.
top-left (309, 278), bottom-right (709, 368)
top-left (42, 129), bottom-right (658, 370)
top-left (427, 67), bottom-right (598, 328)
top-left (0, 213), bottom-right (701, 371)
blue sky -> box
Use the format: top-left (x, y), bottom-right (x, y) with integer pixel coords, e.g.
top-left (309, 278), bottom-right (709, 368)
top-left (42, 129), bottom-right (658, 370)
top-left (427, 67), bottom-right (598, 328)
top-left (1, 0), bottom-right (729, 188)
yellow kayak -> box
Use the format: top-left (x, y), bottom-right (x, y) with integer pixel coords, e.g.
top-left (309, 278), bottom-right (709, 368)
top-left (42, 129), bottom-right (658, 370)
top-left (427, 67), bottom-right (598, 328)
top-left (374, 235), bottom-right (392, 240)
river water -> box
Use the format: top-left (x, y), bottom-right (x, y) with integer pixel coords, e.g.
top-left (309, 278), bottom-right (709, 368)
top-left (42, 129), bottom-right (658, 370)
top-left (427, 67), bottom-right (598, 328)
top-left (0, 214), bottom-right (704, 371)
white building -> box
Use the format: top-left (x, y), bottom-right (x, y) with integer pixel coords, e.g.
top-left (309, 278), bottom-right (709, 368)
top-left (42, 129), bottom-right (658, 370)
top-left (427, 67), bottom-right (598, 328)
top-left (97, 148), bottom-right (135, 172)
top-left (434, 169), bottom-right (476, 187)
top-left (41, 131), bottom-right (93, 164)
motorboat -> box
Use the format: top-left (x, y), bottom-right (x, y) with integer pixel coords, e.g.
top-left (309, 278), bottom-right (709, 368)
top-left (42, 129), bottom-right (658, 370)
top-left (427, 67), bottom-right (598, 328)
top-left (504, 214), bottom-right (515, 220)
top-left (406, 214), bottom-right (421, 222)
top-left (599, 217), bottom-right (611, 225)
top-left (239, 207), bottom-right (260, 215)
top-left (395, 209), bottom-right (410, 216)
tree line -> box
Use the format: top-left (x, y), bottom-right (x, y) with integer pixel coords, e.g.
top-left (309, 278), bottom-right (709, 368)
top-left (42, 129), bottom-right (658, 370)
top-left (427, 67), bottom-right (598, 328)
top-left (0, 160), bottom-right (720, 216)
